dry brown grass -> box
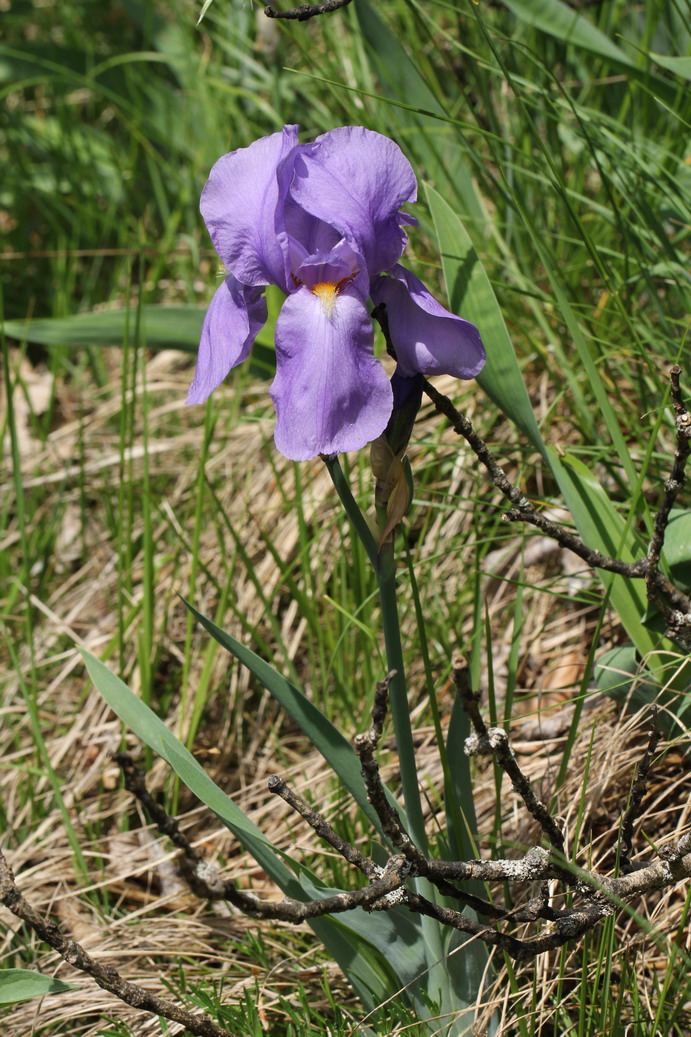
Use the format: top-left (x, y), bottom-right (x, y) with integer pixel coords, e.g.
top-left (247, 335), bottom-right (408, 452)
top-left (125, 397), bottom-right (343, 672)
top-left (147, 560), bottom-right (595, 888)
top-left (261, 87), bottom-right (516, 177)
top-left (2, 346), bottom-right (689, 1036)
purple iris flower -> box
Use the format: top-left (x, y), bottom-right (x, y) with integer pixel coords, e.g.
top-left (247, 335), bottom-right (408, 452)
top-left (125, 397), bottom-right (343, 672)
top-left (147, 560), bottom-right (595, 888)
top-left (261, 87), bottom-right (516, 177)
top-left (187, 124), bottom-right (485, 461)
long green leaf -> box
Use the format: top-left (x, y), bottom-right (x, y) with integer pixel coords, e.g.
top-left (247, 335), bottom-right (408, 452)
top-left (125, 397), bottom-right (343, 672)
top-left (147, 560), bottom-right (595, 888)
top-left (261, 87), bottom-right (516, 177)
top-left (182, 599), bottom-right (386, 836)
top-left (424, 186), bottom-right (660, 654)
top-left (3, 297), bottom-right (279, 360)
top-left (2, 304), bottom-right (278, 376)
top-left (81, 649), bottom-right (297, 880)
top-left (503, 0), bottom-right (628, 64)
top-left (354, 0), bottom-right (485, 225)
top-left (424, 182), bottom-right (547, 458)
top-left (80, 649), bottom-right (417, 1013)
top-left (547, 452), bottom-right (655, 657)
top-left (503, 0), bottom-right (682, 108)
top-left (0, 969), bottom-right (73, 1004)
top-left (354, 0), bottom-right (442, 116)
top-left (650, 54), bottom-right (691, 81)
top-left (3, 307), bottom-right (204, 352)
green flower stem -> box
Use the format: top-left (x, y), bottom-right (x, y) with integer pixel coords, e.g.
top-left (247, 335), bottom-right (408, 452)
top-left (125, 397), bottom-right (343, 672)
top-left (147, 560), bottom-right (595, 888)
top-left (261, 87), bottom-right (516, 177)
top-left (326, 455), bottom-right (446, 989)
top-left (404, 541), bottom-right (466, 862)
top-left (375, 505), bottom-right (446, 984)
top-left (375, 532), bottom-right (428, 855)
top-left (324, 456), bottom-right (426, 852)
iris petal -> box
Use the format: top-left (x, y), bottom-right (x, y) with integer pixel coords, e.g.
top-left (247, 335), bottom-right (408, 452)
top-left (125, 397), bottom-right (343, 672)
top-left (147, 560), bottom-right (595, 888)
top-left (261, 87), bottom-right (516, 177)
top-left (371, 265), bottom-right (486, 379)
top-left (186, 275), bottom-right (267, 405)
top-left (200, 125), bottom-right (298, 290)
top-left (289, 127), bottom-right (417, 276)
top-left (193, 126), bottom-right (486, 460)
top-left (281, 198), bottom-right (341, 273)
top-left (270, 287), bottom-right (393, 460)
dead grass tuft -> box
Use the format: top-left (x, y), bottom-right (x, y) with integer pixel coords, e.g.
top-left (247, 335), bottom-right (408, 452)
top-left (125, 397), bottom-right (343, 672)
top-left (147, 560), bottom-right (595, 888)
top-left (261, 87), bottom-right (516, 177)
top-left (2, 346), bottom-right (689, 1035)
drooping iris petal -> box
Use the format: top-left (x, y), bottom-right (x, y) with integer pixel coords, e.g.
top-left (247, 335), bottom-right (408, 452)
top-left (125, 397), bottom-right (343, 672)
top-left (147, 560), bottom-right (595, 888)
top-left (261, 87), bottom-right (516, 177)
top-left (270, 286), bottom-right (393, 460)
top-left (371, 265), bottom-right (486, 379)
top-left (289, 126), bottom-right (417, 276)
top-left (186, 275), bottom-right (267, 405)
top-left (200, 125), bottom-right (298, 291)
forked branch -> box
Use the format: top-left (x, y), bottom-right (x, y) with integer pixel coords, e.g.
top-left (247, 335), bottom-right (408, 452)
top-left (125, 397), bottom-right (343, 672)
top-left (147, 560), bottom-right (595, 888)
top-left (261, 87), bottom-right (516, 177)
top-left (373, 302), bottom-right (690, 644)
top-left (112, 679), bottom-right (690, 964)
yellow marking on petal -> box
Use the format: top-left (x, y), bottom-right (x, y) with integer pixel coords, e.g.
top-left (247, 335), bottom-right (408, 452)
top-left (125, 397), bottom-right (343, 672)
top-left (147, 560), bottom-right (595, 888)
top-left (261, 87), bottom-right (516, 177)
top-left (311, 281), bottom-right (339, 317)
top-left (310, 271), bottom-right (358, 317)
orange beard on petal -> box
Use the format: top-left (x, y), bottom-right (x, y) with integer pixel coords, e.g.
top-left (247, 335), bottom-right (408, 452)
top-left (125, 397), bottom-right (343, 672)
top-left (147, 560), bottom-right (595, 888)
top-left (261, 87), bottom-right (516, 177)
top-left (310, 271), bottom-right (358, 318)
top-left (311, 281), bottom-right (339, 317)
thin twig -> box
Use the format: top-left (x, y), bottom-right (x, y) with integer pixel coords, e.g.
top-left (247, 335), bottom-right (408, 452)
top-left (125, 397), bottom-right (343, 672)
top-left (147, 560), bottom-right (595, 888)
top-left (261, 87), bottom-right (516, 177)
top-left (267, 774), bottom-right (379, 878)
top-left (376, 297), bottom-right (691, 630)
top-left (404, 888), bottom-right (525, 957)
top-left (115, 754), bottom-right (404, 922)
top-left (421, 378), bottom-right (637, 574)
top-left (264, 0), bottom-right (353, 21)
top-left (453, 661), bottom-right (566, 859)
top-left (115, 752), bottom-right (202, 860)
top-left (353, 676), bottom-right (428, 869)
top-left (421, 872), bottom-right (507, 920)
top-left (0, 846), bottom-right (237, 1037)
top-left (419, 372), bottom-right (691, 619)
top-left (618, 712), bottom-right (662, 873)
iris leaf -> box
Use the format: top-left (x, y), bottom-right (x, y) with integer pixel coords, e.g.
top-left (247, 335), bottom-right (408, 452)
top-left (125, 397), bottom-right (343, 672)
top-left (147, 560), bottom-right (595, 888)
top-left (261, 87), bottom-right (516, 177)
top-left (503, 0), bottom-right (685, 107)
top-left (79, 648), bottom-right (422, 1015)
top-left (3, 307), bottom-right (204, 352)
top-left (546, 452), bottom-right (656, 658)
top-left (424, 186), bottom-right (659, 656)
top-left (2, 304), bottom-right (277, 376)
top-left (0, 970), bottom-right (74, 1004)
top-left (424, 182), bottom-right (547, 458)
top-left (181, 599), bottom-right (387, 837)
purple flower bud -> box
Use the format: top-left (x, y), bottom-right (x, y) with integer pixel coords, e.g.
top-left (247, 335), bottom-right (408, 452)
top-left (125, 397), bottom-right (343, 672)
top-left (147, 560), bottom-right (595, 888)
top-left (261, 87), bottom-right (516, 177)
top-left (384, 370), bottom-right (424, 458)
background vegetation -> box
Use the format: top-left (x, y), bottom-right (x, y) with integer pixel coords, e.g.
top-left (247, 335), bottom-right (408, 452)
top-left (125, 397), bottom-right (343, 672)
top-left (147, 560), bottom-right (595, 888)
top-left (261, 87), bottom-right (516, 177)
top-left (1, 0), bottom-right (690, 1033)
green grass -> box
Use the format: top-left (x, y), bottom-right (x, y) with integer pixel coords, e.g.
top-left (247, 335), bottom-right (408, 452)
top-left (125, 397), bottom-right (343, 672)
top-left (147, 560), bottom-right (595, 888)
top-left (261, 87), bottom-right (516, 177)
top-left (2, 0), bottom-right (691, 1033)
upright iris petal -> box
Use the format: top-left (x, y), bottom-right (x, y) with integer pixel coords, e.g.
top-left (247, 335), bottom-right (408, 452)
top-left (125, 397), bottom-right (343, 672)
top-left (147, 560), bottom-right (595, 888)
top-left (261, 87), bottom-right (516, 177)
top-left (200, 125), bottom-right (298, 291)
top-left (289, 126), bottom-right (417, 276)
top-left (187, 124), bottom-right (486, 461)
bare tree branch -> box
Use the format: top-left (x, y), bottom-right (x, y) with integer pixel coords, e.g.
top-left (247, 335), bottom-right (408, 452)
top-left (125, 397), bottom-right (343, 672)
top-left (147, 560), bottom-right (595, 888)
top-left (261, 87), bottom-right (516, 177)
top-left (372, 306), bottom-right (691, 625)
top-left (353, 674), bottom-right (429, 870)
top-left (114, 753), bottom-right (407, 922)
top-left (264, 0), bottom-right (353, 21)
top-left (412, 360), bottom-right (691, 630)
top-left (618, 712), bottom-right (662, 873)
top-left (0, 845), bottom-right (237, 1037)
top-left (267, 773), bottom-right (379, 878)
top-left (112, 688), bottom-right (691, 967)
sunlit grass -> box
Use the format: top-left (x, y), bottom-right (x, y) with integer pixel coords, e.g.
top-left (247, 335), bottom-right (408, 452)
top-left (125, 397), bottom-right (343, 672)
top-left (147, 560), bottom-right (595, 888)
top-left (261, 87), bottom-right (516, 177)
top-left (1, 0), bottom-right (690, 1032)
